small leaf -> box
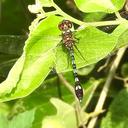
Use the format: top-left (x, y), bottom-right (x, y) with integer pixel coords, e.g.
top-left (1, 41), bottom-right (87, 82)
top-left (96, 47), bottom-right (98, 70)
top-left (0, 109), bottom-right (36, 128)
top-left (9, 109), bottom-right (36, 128)
top-left (101, 89), bottom-right (128, 128)
top-left (74, 0), bottom-right (125, 13)
top-left (42, 98), bottom-right (77, 128)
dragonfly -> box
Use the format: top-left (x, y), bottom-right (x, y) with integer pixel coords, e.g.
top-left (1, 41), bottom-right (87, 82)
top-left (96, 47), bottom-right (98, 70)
top-left (58, 20), bottom-right (83, 102)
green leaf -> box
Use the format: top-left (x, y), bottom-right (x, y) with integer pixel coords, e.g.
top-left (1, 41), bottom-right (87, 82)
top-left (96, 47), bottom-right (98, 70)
top-left (56, 20), bottom-right (128, 73)
top-left (111, 21), bottom-right (128, 49)
top-left (116, 29), bottom-right (128, 49)
top-left (0, 16), bottom-right (128, 102)
top-left (83, 12), bottom-right (107, 22)
top-left (74, 0), bottom-right (125, 13)
top-left (0, 15), bottom-right (62, 102)
top-left (0, 55), bottom-right (25, 97)
top-left (9, 109), bottom-right (36, 128)
top-left (101, 89), bottom-right (128, 128)
top-left (42, 98), bottom-right (77, 128)
top-left (0, 109), bottom-right (36, 128)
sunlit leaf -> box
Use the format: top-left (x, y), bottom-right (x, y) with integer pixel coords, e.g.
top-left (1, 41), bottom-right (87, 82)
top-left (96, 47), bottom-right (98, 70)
top-left (42, 98), bottom-right (77, 128)
top-left (74, 0), bottom-right (125, 13)
top-left (0, 16), bottom-right (128, 102)
top-left (0, 109), bottom-right (36, 128)
top-left (0, 16), bottom-right (62, 102)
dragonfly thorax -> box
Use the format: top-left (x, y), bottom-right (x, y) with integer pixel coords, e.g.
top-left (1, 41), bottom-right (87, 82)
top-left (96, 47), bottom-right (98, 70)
top-left (62, 31), bottom-right (74, 49)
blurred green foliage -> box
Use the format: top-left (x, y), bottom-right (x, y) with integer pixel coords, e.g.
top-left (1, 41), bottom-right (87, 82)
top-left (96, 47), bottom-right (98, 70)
top-left (0, 0), bottom-right (128, 128)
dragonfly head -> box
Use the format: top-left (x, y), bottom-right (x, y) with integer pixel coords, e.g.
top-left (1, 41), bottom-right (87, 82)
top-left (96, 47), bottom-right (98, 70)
top-left (58, 20), bottom-right (72, 31)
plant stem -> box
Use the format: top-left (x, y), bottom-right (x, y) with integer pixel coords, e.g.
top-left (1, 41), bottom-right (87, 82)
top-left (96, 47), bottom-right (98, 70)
top-left (57, 73), bottom-right (77, 100)
top-left (52, 0), bottom-right (126, 27)
top-left (115, 11), bottom-right (123, 20)
top-left (75, 102), bottom-right (87, 128)
top-left (51, 0), bottom-right (84, 24)
top-left (87, 46), bottom-right (127, 128)
top-left (0, 58), bottom-right (18, 66)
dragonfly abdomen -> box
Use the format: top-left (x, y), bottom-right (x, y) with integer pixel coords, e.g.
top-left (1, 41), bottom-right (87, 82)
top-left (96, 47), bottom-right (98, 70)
top-left (69, 48), bottom-right (83, 101)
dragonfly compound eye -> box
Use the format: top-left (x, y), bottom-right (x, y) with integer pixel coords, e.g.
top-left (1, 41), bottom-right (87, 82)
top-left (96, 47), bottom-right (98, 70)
top-left (58, 20), bottom-right (72, 31)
